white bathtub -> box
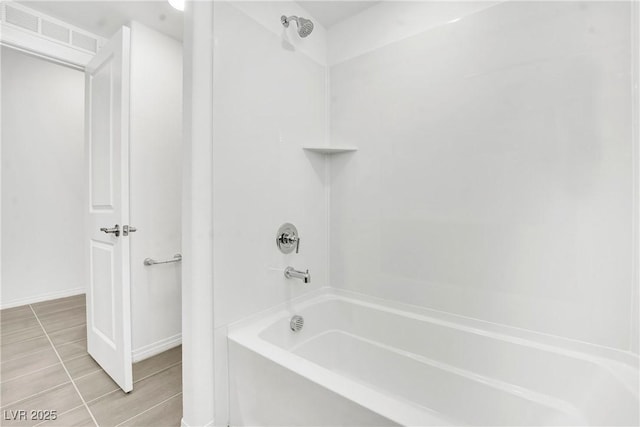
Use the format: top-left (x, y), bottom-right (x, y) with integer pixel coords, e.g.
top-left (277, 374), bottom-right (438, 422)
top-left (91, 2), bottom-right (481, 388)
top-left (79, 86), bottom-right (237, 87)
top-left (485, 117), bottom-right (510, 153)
top-left (228, 289), bottom-right (639, 426)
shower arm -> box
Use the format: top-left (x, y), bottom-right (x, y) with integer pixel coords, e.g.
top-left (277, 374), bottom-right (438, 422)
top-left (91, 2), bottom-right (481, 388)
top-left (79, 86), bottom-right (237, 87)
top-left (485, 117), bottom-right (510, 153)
top-left (281, 15), bottom-right (298, 28)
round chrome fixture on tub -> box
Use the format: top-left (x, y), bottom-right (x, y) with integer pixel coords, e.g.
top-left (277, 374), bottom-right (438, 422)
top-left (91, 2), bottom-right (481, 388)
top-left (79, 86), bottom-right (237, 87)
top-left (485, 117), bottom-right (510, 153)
top-left (290, 315), bottom-right (304, 332)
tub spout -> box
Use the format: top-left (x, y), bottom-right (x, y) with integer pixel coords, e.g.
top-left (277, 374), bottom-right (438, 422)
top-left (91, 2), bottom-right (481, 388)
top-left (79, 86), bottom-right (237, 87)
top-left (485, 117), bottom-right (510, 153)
top-left (284, 266), bottom-right (311, 284)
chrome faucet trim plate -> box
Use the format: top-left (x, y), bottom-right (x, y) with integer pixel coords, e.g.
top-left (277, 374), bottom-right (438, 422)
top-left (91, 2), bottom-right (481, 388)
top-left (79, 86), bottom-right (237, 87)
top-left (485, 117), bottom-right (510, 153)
top-left (276, 223), bottom-right (300, 254)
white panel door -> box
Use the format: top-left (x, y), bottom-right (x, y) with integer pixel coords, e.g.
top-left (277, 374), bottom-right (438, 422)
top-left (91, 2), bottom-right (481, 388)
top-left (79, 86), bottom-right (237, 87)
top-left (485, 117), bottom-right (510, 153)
top-left (84, 26), bottom-right (133, 392)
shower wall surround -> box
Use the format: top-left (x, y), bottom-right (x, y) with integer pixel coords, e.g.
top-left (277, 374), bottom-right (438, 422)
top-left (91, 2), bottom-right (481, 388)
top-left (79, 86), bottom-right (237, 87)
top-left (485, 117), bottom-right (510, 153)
top-left (327, 1), bottom-right (500, 66)
top-left (212, 0), bottom-right (327, 332)
top-left (211, 1), bottom-right (328, 422)
top-left (208, 1), bottom-right (638, 424)
top-left (328, 1), bottom-right (638, 353)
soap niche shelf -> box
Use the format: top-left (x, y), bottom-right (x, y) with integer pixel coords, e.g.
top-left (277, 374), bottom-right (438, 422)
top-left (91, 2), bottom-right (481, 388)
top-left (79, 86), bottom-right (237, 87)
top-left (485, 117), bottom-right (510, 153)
top-left (302, 146), bottom-right (358, 154)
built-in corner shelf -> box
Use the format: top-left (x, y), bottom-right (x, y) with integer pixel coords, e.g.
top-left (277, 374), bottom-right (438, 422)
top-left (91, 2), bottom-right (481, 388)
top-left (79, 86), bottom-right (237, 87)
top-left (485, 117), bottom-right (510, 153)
top-left (303, 146), bottom-right (358, 154)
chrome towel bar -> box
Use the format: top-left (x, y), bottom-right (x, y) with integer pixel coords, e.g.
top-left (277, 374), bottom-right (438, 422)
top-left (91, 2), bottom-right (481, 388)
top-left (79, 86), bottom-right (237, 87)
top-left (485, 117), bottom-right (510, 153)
top-left (144, 254), bottom-right (182, 266)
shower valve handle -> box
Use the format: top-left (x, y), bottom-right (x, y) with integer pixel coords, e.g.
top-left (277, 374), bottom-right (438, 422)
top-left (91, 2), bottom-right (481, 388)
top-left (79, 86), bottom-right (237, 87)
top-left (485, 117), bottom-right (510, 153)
top-left (276, 223), bottom-right (300, 254)
top-left (279, 232), bottom-right (300, 253)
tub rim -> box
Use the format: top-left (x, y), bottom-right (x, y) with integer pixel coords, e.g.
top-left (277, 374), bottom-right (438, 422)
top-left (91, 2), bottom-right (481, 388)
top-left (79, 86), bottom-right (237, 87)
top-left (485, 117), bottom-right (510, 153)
top-left (228, 288), bottom-right (639, 424)
top-left (229, 287), bottom-right (640, 372)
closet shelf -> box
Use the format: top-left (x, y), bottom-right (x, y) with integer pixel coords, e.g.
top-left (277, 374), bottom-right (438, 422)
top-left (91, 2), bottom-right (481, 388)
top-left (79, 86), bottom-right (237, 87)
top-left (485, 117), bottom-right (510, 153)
top-left (302, 146), bottom-right (358, 154)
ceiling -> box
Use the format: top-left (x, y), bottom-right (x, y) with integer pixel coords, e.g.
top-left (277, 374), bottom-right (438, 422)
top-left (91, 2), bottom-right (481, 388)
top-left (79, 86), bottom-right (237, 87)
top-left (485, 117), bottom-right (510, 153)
top-left (296, 1), bottom-right (380, 28)
top-left (20, 1), bottom-right (183, 41)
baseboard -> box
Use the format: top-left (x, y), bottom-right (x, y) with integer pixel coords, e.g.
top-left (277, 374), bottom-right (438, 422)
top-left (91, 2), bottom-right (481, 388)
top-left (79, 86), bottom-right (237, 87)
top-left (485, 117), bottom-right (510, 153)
top-left (132, 333), bottom-right (182, 362)
top-left (180, 418), bottom-right (215, 427)
top-left (0, 287), bottom-right (85, 309)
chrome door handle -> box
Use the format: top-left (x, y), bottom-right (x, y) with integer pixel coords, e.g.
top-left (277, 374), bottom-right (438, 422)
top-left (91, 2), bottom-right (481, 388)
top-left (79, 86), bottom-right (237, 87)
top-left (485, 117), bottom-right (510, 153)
top-left (123, 225), bottom-right (137, 236)
top-left (100, 224), bottom-right (120, 237)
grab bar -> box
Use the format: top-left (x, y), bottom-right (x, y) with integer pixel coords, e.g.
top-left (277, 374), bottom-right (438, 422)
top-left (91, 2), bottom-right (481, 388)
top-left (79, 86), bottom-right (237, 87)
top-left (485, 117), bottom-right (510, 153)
top-left (144, 254), bottom-right (182, 266)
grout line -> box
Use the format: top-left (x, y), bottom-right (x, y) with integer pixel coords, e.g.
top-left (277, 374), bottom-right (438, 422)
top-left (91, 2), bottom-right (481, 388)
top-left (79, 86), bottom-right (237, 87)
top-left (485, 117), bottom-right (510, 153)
top-left (45, 324), bottom-right (87, 343)
top-left (0, 320), bottom-right (39, 333)
top-left (40, 323), bottom-right (87, 338)
top-left (1, 299), bottom-right (84, 321)
top-left (55, 337), bottom-right (87, 348)
top-left (133, 361), bottom-right (182, 384)
top-left (32, 404), bottom-right (86, 427)
top-left (82, 361), bottom-right (183, 405)
top-left (1, 336), bottom-right (87, 365)
top-left (56, 351), bottom-right (92, 365)
top-left (32, 303), bottom-right (86, 319)
top-left (83, 388), bottom-right (121, 405)
top-left (38, 314), bottom-right (86, 326)
top-left (1, 324), bottom-right (45, 342)
top-left (225, 327), bottom-right (232, 426)
top-left (72, 367), bottom-right (112, 383)
top-left (0, 360), bottom-right (62, 385)
top-left (1, 316), bottom-right (40, 328)
top-left (75, 358), bottom-right (181, 384)
top-left (0, 381), bottom-right (72, 409)
top-left (1, 305), bottom-right (37, 315)
top-left (46, 319), bottom-right (87, 338)
top-left (0, 342), bottom-right (54, 365)
top-left (1, 322), bottom-right (86, 354)
top-left (30, 295), bottom-right (85, 309)
top-left (28, 305), bottom-right (98, 427)
top-left (114, 392), bottom-right (182, 427)
top-left (325, 61), bottom-right (332, 292)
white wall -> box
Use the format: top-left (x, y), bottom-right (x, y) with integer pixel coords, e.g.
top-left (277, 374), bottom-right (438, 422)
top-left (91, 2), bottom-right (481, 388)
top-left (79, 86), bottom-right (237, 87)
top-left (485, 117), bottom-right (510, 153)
top-left (181, 1), bottom-right (215, 425)
top-left (212, 0), bottom-right (328, 331)
top-left (204, 2), bottom-right (637, 424)
top-left (229, 1), bottom-right (327, 66)
top-left (129, 21), bottom-right (183, 359)
top-left (328, 1), bottom-right (638, 353)
top-left (1, 47), bottom-right (85, 308)
top-left (327, 1), bottom-right (499, 66)
top-left (212, 2), bottom-right (328, 424)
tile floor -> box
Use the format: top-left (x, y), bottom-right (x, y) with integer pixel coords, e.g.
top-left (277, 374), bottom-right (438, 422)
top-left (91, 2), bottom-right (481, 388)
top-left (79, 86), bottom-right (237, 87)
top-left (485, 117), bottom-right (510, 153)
top-left (1, 295), bottom-right (182, 426)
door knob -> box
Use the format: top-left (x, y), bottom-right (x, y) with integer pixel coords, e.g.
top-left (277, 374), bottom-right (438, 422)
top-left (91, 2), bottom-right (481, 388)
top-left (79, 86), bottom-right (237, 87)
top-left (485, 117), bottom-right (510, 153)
top-left (123, 225), bottom-right (137, 236)
top-left (100, 224), bottom-right (120, 237)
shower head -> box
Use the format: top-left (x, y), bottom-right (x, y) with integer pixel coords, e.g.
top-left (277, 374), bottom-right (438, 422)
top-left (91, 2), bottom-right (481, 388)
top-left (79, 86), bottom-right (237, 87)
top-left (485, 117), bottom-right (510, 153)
top-left (281, 15), bottom-right (314, 38)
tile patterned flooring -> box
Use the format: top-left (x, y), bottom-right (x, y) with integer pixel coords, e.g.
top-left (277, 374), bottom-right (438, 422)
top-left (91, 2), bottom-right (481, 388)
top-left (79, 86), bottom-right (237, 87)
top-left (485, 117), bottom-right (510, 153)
top-left (0, 295), bottom-right (182, 426)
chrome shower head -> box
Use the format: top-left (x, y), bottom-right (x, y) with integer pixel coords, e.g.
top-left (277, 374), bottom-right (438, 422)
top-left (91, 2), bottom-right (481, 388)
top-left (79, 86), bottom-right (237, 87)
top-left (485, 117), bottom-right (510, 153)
top-left (281, 15), bottom-right (314, 38)
top-left (296, 17), bottom-right (314, 37)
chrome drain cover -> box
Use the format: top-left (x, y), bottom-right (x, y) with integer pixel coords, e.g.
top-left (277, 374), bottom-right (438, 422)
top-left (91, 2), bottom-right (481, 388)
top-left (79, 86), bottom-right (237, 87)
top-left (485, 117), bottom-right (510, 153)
top-left (290, 315), bottom-right (304, 332)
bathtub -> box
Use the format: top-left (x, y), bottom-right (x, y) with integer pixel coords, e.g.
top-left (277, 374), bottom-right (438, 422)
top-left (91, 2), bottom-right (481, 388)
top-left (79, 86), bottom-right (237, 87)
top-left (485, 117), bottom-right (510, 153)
top-left (228, 289), bottom-right (639, 426)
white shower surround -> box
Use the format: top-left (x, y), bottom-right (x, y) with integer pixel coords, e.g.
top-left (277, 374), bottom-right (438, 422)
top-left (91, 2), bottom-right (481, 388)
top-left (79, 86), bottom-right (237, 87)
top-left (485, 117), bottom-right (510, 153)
top-left (228, 288), bottom-right (639, 426)
top-left (329, 0), bottom-right (639, 351)
top-left (179, 0), bottom-right (640, 425)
